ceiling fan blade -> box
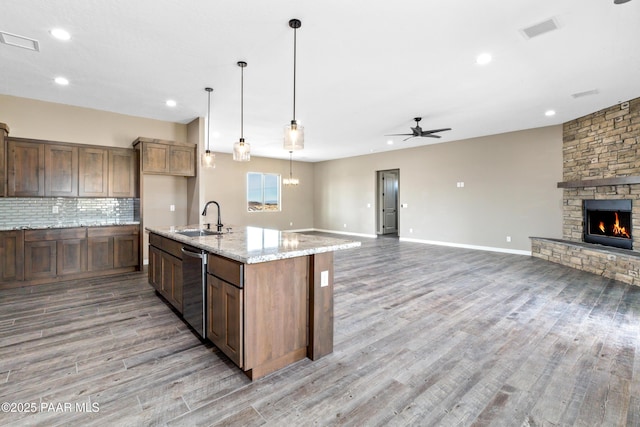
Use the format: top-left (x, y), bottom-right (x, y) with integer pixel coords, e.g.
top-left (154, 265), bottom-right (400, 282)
top-left (421, 134), bottom-right (442, 138)
top-left (385, 133), bottom-right (414, 136)
top-left (421, 128), bottom-right (452, 134)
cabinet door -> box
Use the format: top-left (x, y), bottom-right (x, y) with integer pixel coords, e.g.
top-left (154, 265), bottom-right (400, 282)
top-left (109, 148), bottom-right (138, 197)
top-left (141, 143), bottom-right (170, 173)
top-left (7, 140), bottom-right (45, 197)
top-left (79, 147), bottom-right (108, 197)
top-left (87, 236), bottom-right (114, 271)
top-left (148, 245), bottom-right (162, 290)
top-left (45, 144), bottom-right (78, 197)
top-left (114, 234), bottom-right (139, 268)
top-left (24, 240), bottom-right (57, 280)
top-left (161, 252), bottom-right (182, 312)
top-left (0, 230), bottom-right (24, 283)
top-left (208, 275), bottom-right (243, 367)
top-left (169, 145), bottom-right (195, 176)
top-left (57, 238), bottom-right (87, 275)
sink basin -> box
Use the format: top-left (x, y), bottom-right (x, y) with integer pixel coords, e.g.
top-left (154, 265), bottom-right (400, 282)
top-left (176, 229), bottom-right (222, 237)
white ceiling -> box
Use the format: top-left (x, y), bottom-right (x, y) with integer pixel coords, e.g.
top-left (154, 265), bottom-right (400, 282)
top-left (1, 0), bottom-right (639, 162)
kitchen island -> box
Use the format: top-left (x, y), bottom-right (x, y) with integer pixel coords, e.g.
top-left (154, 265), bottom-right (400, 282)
top-left (146, 225), bottom-right (360, 380)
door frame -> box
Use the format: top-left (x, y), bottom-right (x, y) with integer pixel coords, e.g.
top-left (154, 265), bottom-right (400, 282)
top-left (376, 169), bottom-right (400, 235)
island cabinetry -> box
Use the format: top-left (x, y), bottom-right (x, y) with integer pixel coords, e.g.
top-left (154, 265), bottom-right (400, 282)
top-left (133, 137), bottom-right (196, 177)
top-left (45, 144), bottom-right (78, 197)
top-left (7, 139), bottom-right (45, 197)
top-left (0, 230), bottom-right (24, 283)
top-left (207, 254), bottom-right (244, 367)
top-left (0, 123), bottom-right (8, 197)
top-left (88, 225), bottom-right (139, 271)
top-left (148, 233), bottom-right (183, 312)
top-left (24, 228), bottom-right (86, 280)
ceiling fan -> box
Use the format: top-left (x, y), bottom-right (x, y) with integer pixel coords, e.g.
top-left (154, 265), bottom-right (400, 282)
top-left (386, 117), bottom-right (451, 141)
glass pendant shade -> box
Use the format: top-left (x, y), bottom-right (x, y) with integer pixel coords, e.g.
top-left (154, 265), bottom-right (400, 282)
top-left (233, 138), bottom-right (251, 162)
top-left (283, 120), bottom-right (304, 151)
top-left (201, 150), bottom-right (216, 168)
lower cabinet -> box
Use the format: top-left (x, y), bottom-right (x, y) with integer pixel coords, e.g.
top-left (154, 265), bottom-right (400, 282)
top-left (88, 225), bottom-right (139, 271)
top-left (148, 233), bottom-right (182, 313)
top-left (0, 230), bottom-right (24, 283)
top-left (207, 274), bottom-right (243, 367)
top-left (24, 228), bottom-right (86, 280)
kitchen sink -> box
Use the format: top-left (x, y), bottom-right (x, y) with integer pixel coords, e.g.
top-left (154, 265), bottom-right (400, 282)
top-left (176, 229), bottom-right (223, 237)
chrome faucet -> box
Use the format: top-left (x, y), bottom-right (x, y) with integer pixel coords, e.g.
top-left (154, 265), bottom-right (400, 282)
top-left (201, 201), bottom-right (223, 232)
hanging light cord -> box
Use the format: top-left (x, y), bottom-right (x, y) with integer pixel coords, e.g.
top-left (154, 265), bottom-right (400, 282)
top-left (206, 88), bottom-right (212, 151)
top-left (292, 25), bottom-right (297, 121)
top-left (240, 64), bottom-right (244, 140)
top-left (289, 151), bottom-right (293, 178)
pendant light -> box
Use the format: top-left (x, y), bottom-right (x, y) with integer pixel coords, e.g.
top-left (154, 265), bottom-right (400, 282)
top-left (233, 61), bottom-right (251, 162)
top-left (283, 151), bottom-right (299, 186)
top-left (283, 18), bottom-right (304, 151)
top-left (201, 87), bottom-right (216, 169)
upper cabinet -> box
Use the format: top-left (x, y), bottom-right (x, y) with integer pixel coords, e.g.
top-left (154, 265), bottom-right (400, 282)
top-left (0, 123), bottom-right (8, 197)
top-left (132, 137), bottom-right (196, 177)
top-left (3, 136), bottom-right (139, 198)
top-left (7, 139), bottom-right (45, 197)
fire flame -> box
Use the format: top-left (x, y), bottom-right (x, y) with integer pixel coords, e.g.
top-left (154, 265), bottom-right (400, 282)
top-left (599, 221), bottom-right (606, 233)
top-left (612, 212), bottom-right (630, 238)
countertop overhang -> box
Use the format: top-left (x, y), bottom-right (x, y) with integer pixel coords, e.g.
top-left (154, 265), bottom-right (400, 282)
top-left (146, 225), bottom-right (361, 264)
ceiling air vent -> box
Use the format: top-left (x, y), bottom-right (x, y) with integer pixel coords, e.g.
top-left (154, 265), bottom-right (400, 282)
top-left (520, 18), bottom-right (559, 40)
top-left (0, 31), bottom-right (40, 51)
top-left (571, 89), bottom-right (599, 99)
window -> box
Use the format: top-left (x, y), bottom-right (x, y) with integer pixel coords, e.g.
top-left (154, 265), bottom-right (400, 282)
top-left (247, 172), bottom-right (281, 212)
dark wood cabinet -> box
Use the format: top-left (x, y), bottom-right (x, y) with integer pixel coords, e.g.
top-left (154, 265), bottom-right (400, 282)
top-left (88, 225), bottom-right (139, 271)
top-left (7, 139), bottom-right (45, 197)
top-left (0, 123), bottom-right (8, 197)
top-left (0, 230), bottom-right (24, 283)
top-left (45, 144), bottom-right (78, 197)
top-left (148, 233), bottom-right (183, 312)
top-left (24, 228), bottom-right (87, 280)
top-left (133, 137), bottom-right (196, 177)
top-left (207, 274), bottom-right (243, 367)
top-left (109, 148), bottom-right (138, 197)
top-left (79, 147), bottom-right (109, 197)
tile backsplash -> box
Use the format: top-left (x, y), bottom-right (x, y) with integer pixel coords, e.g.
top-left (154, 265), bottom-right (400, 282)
top-left (0, 197), bottom-right (139, 229)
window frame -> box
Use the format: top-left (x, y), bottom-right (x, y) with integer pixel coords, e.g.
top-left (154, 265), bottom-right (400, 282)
top-left (246, 172), bottom-right (282, 212)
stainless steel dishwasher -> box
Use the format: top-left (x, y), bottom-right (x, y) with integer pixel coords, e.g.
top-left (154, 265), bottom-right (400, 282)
top-left (181, 245), bottom-right (207, 339)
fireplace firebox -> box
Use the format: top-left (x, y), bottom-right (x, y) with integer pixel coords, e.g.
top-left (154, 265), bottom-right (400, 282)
top-left (583, 199), bottom-right (632, 250)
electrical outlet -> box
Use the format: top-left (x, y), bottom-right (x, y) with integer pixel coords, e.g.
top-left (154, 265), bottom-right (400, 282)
top-left (506, 236), bottom-right (511, 242)
top-left (343, 223), bottom-right (347, 228)
top-left (170, 205), bottom-right (175, 212)
top-left (289, 222), bottom-right (293, 226)
top-left (321, 270), bottom-right (329, 287)
top-left (409, 228), bottom-right (413, 233)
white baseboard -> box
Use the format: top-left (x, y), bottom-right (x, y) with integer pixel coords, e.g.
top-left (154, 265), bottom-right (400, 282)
top-left (312, 229), bottom-right (377, 239)
top-left (399, 237), bottom-right (531, 256)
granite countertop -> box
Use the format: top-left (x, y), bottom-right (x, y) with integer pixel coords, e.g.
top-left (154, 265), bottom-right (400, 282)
top-left (146, 225), bottom-right (361, 264)
top-left (0, 221), bottom-right (140, 231)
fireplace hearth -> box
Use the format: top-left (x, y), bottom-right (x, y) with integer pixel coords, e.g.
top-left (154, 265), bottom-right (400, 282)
top-left (583, 199), bottom-right (632, 250)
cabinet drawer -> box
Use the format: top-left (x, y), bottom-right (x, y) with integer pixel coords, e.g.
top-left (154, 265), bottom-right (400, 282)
top-left (208, 254), bottom-right (243, 288)
top-left (88, 225), bottom-right (139, 238)
top-left (161, 238), bottom-right (183, 259)
top-left (24, 227), bottom-right (86, 241)
top-left (149, 232), bottom-right (162, 248)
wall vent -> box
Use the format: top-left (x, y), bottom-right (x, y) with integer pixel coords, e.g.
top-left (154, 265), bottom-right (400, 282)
top-left (0, 31), bottom-right (40, 51)
top-left (520, 18), bottom-right (559, 40)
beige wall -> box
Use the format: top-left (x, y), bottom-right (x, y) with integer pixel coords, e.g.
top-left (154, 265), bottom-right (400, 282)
top-left (0, 94), bottom-right (186, 147)
top-left (314, 126), bottom-right (564, 253)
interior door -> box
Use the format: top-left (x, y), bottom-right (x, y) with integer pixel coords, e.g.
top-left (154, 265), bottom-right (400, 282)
top-left (380, 170), bottom-right (398, 235)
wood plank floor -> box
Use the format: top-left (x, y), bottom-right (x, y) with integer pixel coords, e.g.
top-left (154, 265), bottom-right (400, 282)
top-left (1, 235), bottom-right (639, 426)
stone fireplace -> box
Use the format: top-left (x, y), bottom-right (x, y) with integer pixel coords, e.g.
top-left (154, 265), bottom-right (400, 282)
top-left (531, 97), bottom-right (640, 286)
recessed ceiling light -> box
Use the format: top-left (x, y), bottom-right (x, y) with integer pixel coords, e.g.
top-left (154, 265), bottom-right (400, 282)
top-left (50, 28), bottom-right (71, 41)
top-left (54, 76), bottom-right (69, 86)
top-left (166, 99), bottom-right (177, 107)
top-left (545, 110), bottom-right (556, 117)
top-left (476, 53), bottom-right (492, 65)
top-left (387, 140), bottom-right (394, 145)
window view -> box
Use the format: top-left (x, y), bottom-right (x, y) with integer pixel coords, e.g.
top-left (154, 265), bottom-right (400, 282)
top-left (247, 172), bottom-right (281, 212)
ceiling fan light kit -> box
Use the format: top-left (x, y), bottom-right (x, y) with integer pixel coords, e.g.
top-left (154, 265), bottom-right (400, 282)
top-left (283, 18), bottom-right (305, 151)
top-left (385, 117), bottom-right (452, 141)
